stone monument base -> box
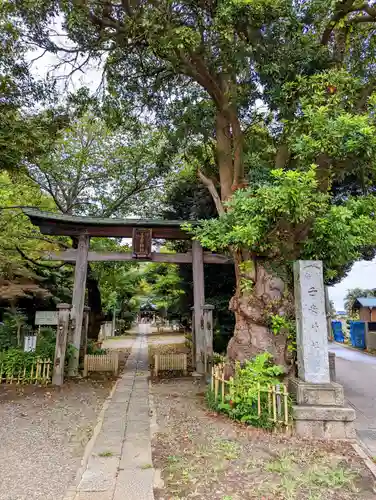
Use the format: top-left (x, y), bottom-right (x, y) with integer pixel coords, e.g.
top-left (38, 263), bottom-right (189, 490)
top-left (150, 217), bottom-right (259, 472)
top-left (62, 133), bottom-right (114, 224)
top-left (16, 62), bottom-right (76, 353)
top-left (288, 378), bottom-right (356, 439)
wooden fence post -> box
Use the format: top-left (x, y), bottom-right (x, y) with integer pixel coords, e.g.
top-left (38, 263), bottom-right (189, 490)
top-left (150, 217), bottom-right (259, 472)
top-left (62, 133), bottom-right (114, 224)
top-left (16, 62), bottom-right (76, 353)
top-left (203, 304), bottom-right (214, 375)
top-left (82, 306), bottom-right (90, 359)
top-left (52, 303), bottom-right (71, 386)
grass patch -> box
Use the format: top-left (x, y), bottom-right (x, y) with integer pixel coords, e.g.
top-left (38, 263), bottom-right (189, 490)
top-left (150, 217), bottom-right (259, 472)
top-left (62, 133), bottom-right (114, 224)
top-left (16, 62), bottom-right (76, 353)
top-left (140, 463), bottom-right (153, 469)
top-left (260, 451), bottom-right (360, 499)
top-left (98, 451), bottom-right (113, 457)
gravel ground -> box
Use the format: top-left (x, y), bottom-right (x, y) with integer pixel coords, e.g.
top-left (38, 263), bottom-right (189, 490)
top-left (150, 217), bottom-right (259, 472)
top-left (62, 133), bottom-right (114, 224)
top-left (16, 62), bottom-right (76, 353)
top-left (152, 379), bottom-right (376, 500)
top-left (0, 380), bottom-right (113, 500)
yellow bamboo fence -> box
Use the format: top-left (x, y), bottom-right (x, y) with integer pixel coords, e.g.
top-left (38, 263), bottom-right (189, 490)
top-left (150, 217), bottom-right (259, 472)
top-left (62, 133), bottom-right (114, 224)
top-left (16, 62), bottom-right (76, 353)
top-left (154, 353), bottom-right (188, 377)
top-left (211, 363), bottom-right (290, 430)
top-left (0, 358), bottom-right (52, 385)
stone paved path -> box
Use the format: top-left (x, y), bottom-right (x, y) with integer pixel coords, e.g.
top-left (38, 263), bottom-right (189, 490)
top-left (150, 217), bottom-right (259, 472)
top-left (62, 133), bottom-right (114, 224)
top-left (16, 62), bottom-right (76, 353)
top-left (329, 343), bottom-right (376, 456)
top-left (66, 333), bottom-right (154, 500)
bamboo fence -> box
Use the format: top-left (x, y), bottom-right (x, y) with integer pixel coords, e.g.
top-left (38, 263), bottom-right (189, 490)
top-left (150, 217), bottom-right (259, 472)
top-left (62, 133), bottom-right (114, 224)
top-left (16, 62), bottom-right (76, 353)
top-left (211, 363), bottom-right (290, 429)
top-left (0, 358), bottom-right (52, 385)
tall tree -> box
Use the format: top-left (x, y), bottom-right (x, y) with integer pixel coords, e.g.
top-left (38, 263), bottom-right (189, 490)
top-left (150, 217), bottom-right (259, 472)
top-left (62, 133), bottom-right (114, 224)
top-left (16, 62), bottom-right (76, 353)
top-left (27, 112), bottom-right (168, 216)
top-left (26, 112), bottom-right (169, 336)
top-left (18, 1), bottom-right (376, 366)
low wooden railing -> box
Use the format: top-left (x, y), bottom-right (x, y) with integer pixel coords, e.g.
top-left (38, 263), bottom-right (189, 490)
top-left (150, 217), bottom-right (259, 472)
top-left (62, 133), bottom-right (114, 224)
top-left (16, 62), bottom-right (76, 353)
top-left (154, 353), bottom-right (188, 377)
top-left (83, 352), bottom-right (119, 377)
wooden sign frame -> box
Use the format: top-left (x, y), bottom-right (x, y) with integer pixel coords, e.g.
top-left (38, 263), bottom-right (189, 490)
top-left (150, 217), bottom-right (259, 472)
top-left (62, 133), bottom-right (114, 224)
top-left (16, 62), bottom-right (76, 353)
top-left (132, 228), bottom-right (152, 259)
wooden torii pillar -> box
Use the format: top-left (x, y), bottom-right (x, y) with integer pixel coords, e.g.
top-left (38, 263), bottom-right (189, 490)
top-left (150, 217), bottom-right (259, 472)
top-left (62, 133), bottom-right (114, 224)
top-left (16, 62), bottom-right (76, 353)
top-left (68, 233), bottom-right (90, 376)
top-left (192, 240), bottom-right (205, 374)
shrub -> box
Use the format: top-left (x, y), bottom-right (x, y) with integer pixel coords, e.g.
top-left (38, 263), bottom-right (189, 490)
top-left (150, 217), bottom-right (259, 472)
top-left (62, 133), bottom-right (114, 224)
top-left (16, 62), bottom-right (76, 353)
top-left (0, 321), bottom-right (18, 350)
top-left (0, 348), bottom-right (37, 375)
top-left (207, 352), bottom-right (287, 429)
top-left (87, 340), bottom-right (108, 355)
top-left (35, 327), bottom-right (56, 359)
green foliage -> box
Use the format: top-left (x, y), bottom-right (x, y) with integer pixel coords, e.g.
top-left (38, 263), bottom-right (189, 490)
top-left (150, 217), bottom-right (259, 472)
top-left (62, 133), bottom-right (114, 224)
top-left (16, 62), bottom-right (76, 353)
top-left (207, 353), bottom-right (286, 429)
top-left (0, 321), bottom-right (18, 350)
top-left (0, 348), bottom-right (37, 375)
top-left (188, 168), bottom-right (376, 283)
top-left (28, 113), bottom-right (169, 217)
top-left (268, 314), bottom-right (296, 353)
top-left (139, 257), bottom-right (185, 318)
top-left (35, 327), bottom-right (56, 359)
top-left (87, 340), bottom-right (108, 356)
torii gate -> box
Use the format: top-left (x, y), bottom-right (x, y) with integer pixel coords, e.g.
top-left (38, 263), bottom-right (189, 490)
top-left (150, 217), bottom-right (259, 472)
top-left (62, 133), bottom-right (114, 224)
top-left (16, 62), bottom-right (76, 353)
top-left (23, 208), bottom-right (231, 377)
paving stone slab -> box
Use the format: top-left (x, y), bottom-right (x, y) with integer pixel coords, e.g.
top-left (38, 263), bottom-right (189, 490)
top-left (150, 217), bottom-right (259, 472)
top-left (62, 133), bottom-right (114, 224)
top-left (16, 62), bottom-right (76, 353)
top-left (72, 334), bottom-right (154, 500)
top-left (113, 468), bottom-right (154, 500)
top-left (78, 456), bottom-right (119, 492)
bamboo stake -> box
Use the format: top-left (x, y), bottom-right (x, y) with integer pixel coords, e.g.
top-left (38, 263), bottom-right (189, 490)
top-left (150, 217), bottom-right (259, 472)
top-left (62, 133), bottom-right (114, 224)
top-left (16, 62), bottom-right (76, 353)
top-left (272, 385), bottom-right (277, 423)
top-left (257, 382), bottom-right (261, 417)
top-left (283, 384), bottom-right (289, 426)
top-left (214, 365), bottom-right (219, 401)
top-left (229, 377), bottom-right (234, 402)
top-left (35, 359), bottom-right (40, 384)
top-left (221, 366), bottom-right (225, 402)
top-left (211, 366), bottom-right (214, 391)
top-left (22, 366), bottom-right (26, 385)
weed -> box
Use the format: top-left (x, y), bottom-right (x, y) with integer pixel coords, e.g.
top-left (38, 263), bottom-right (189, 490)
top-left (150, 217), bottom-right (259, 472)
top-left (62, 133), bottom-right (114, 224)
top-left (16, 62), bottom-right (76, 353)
top-left (264, 453), bottom-right (293, 474)
top-left (213, 439), bottom-right (241, 460)
top-left (308, 466), bottom-right (357, 488)
top-left (98, 451), bottom-right (113, 457)
top-left (140, 463), bottom-right (153, 469)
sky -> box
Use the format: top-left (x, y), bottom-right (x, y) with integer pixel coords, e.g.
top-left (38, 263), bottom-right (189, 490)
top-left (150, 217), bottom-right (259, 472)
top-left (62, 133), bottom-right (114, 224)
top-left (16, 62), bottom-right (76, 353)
top-left (27, 41), bottom-right (376, 312)
top-left (328, 258), bottom-right (376, 311)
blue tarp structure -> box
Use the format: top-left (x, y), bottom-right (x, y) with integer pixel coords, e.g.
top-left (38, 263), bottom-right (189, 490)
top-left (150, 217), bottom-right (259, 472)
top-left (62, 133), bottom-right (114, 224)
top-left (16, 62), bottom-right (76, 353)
top-left (332, 320), bottom-right (344, 343)
top-left (350, 321), bottom-right (366, 349)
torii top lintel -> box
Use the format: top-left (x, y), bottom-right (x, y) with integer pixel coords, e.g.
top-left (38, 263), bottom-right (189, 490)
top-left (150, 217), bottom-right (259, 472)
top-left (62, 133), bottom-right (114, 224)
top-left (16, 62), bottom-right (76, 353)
top-left (22, 208), bottom-right (195, 240)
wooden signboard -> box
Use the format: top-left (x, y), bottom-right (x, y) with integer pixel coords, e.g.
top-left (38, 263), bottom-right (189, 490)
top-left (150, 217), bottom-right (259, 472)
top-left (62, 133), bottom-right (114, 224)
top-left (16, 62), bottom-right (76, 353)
top-left (132, 228), bottom-right (152, 259)
top-left (35, 311), bottom-right (58, 326)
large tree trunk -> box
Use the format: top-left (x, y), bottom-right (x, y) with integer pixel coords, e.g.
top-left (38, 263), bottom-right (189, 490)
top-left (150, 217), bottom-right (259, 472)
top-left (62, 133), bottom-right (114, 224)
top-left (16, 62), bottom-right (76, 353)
top-left (227, 254), bottom-right (294, 371)
top-left (211, 102), bottom-right (295, 369)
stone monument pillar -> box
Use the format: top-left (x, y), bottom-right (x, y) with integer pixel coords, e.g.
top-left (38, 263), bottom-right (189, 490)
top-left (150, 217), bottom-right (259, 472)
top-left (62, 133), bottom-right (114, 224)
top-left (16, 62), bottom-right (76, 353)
top-left (289, 261), bottom-right (355, 439)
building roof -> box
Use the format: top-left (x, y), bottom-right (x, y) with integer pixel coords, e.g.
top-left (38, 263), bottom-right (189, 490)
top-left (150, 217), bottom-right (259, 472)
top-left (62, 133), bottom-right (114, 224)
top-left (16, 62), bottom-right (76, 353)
top-left (22, 208), bottom-right (195, 239)
top-left (354, 297), bottom-right (376, 308)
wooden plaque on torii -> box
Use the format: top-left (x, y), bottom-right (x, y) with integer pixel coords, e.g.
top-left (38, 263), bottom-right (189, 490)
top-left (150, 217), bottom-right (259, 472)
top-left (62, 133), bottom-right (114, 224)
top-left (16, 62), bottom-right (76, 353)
top-left (132, 228), bottom-right (152, 259)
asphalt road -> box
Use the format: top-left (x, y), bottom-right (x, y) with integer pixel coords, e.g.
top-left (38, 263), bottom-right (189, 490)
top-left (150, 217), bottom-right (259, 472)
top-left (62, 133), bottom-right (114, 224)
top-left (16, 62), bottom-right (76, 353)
top-left (329, 343), bottom-right (376, 456)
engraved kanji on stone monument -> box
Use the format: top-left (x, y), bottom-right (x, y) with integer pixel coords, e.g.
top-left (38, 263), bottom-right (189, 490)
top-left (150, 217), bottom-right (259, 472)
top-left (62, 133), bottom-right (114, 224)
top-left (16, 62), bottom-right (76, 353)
top-left (132, 228), bottom-right (152, 259)
top-left (293, 260), bottom-right (330, 384)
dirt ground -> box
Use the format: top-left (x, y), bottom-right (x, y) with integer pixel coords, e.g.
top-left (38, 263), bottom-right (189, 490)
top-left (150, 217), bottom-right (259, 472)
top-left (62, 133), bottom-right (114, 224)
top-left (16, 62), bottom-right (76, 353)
top-left (0, 379), bottom-right (113, 500)
top-left (151, 378), bottom-right (376, 500)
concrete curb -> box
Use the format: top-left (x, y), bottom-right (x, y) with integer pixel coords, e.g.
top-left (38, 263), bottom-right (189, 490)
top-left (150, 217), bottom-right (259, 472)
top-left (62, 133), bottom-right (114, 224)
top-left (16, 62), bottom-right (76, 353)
top-left (332, 341), bottom-right (376, 357)
top-left (352, 441), bottom-right (376, 480)
top-left (62, 377), bottom-right (120, 500)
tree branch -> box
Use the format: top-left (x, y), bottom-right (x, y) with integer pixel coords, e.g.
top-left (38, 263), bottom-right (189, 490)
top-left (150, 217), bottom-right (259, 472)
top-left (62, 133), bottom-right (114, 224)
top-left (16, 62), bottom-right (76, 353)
top-left (198, 170), bottom-right (225, 216)
top-left (16, 247), bottom-right (68, 269)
